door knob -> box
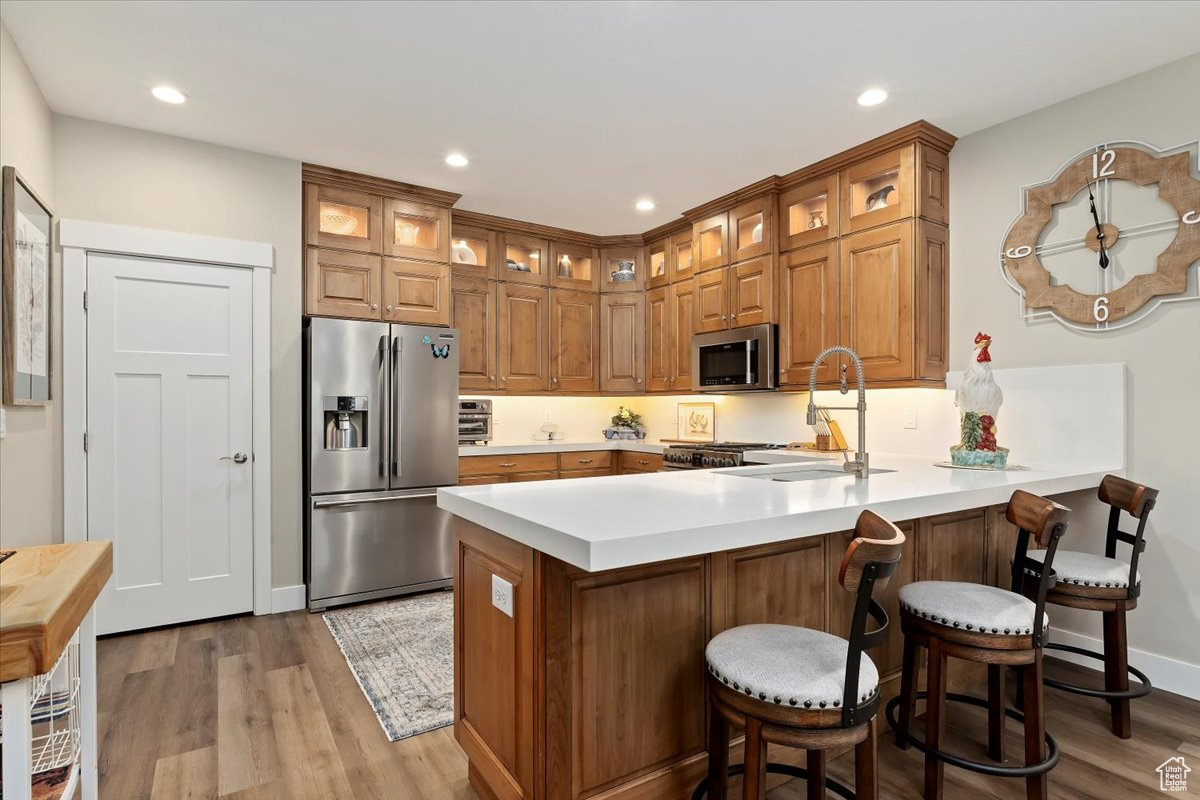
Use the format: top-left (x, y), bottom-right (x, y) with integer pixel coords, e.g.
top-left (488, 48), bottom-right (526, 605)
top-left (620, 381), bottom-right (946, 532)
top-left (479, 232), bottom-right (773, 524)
top-left (220, 452), bottom-right (249, 464)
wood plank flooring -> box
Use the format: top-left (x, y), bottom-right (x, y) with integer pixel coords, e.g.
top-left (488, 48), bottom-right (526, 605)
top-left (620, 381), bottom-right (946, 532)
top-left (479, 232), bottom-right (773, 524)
top-left (98, 610), bottom-right (1197, 799)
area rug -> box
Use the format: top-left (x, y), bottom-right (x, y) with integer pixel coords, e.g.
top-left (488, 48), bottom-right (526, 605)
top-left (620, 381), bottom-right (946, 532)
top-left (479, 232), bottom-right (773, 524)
top-left (322, 590), bottom-right (454, 742)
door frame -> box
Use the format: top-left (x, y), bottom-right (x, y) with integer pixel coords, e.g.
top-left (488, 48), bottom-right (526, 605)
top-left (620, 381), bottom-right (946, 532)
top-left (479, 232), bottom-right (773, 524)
top-left (60, 219), bottom-right (275, 617)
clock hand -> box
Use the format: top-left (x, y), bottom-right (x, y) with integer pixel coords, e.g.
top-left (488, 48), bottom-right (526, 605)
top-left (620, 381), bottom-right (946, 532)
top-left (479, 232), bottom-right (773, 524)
top-left (1087, 182), bottom-right (1110, 269)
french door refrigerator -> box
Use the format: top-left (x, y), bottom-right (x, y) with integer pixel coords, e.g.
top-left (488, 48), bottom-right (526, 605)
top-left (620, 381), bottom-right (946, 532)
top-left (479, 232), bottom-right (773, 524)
top-left (304, 317), bottom-right (459, 610)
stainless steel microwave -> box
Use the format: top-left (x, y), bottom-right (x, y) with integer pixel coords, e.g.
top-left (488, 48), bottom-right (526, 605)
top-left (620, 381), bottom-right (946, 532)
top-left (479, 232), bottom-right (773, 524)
top-left (692, 324), bottom-right (777, 392)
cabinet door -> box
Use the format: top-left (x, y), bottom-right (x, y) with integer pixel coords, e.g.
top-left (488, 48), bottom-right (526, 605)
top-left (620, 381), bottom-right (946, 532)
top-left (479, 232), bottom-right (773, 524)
top-left (916, 144), bottom-right (950, 226)
top-left (729, 196), bottom-right (772, 264)
top-left (839, 145), bottom-right (915, 234)
top-left (779, 174), bottom-right (838, 252)
top-left (382, 258), bottom-right (450, 326)
top-left (729, 256), bottom-right (773, 328)
top-left (671, 281), bottom-right (696, 390)
top-left (668, 229), bottom-right (695, 284)
top-left (694, 269), bottom-right (730, 334)
top-left (383, 198), bottom-right (450, 262)
top-left (692, 212), bottom-right (729, 272)
top-left (600, 294), bottom-right (645, 392)
top-left (646, 238), bottom-right (669, 289)
top-left (498, 283), bottom-right (550, 391)
top-left (645, 286), bottom-right (672, 392)
top-left (451, 277), bottom-right (498, 392)
top-left (305, 247), bottom-right (381, 320)
top-left (839, 222), bottom-right (914, 382)
top-left (499, 233), bottom-right (550, 286)
top-left (550, 242), bottom-right (600, 292)
top-left (304, 184), bottom-right (382, 253)
top-left (600, 246), bottom-right (644, 293)
top-left (451, 222), bottom-right (498, 280)
top-left (779, 242), bottom-right (839, 386)
top-left (916, 221), bottom-right (949, 382)
top-left (550, 289), bottom-right (600, 392)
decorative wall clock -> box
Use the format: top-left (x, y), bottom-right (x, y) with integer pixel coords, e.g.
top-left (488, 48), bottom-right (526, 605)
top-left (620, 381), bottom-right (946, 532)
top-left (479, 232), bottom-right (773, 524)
top-left (1000, 141), bottom-right (1199, 330)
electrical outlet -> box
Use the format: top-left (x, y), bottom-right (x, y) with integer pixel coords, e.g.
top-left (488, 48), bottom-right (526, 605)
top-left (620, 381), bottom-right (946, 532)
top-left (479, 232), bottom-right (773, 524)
top-left (0, 407), bottom-right (5, 439)
top-left (491, 573), bottom-right (514, 618)
top-left (904, 408), bottom-right (918, 430)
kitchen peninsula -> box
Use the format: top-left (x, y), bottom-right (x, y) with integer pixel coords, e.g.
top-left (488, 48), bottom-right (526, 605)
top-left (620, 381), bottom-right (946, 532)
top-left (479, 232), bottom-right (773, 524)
top-left (437, 455), bottom-right (1119, 800)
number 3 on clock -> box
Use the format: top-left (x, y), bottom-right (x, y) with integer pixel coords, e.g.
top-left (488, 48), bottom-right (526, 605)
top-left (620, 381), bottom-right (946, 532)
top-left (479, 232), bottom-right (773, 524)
top-left (1093, 150), bottom-right (1116, 178)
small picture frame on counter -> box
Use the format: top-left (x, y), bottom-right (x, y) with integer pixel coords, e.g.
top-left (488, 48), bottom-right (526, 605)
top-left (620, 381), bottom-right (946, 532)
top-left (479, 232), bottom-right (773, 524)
top-left (676, 402), bottom-right (715, 443)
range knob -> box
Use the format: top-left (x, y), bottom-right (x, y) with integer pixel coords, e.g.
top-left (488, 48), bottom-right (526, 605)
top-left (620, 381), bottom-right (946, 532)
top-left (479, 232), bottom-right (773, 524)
top-left (701, 456), bottom-right (712, 467)
top-left (722, 458), bottom-right (735, 467)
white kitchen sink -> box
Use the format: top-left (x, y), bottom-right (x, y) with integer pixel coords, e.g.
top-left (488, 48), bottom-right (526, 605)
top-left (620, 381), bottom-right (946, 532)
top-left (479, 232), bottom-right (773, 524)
top-left (722, 463), bottom-right (896, 482)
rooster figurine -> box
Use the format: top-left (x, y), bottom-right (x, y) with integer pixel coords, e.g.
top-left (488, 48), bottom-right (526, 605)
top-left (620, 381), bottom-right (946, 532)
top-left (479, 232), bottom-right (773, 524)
top-left (951, 332), bottom-right (1008, 468)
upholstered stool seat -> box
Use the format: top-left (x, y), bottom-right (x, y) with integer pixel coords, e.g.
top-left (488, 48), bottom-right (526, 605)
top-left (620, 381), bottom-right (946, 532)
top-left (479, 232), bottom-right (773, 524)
top-left (899, 581), bottom-right (1049, 636)
top-left (1026, 549), bottom-right (1139, 589)
top-left (706, 624), bottom-right (880, 712)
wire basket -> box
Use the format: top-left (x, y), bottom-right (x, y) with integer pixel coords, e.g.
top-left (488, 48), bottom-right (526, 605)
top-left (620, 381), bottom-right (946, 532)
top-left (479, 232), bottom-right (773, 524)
top-left (0, 631), bottom-right (82, 781)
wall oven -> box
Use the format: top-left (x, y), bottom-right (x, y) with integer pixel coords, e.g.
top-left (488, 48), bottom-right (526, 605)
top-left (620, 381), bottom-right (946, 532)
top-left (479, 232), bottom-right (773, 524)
top-left (692, 324), bottom-right (777, 391)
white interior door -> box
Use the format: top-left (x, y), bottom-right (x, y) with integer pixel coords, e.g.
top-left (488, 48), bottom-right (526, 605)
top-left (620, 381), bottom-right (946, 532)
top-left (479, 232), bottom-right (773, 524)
top-left (86, 253), bottom-right (254, 634)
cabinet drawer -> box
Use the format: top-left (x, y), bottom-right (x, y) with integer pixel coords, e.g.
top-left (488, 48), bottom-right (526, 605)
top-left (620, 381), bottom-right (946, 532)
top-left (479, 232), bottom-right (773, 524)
top-left (557, 451), bottom-right (613, 471)
top-left (559, 467), bottom-right (613, 480)
top-left (458, 474), bottom-right (510, 486)
top-left (620, 452), bottom-right (663, 473)
top-left (508, 471), bottom-right (559, 483)
top-left (459, 453), bottom-right (559, 477)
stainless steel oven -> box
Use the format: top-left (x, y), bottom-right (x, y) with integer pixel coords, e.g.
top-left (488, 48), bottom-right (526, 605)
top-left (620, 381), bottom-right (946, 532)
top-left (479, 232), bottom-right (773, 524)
top-left (692, 324), bottom-right (777, 392)
top-left (458, 399), bottom-right (493, 444)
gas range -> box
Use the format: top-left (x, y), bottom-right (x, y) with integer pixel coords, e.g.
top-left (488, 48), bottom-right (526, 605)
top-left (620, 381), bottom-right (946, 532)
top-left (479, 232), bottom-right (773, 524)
top-left (661, 442), bottom-right (787, 470)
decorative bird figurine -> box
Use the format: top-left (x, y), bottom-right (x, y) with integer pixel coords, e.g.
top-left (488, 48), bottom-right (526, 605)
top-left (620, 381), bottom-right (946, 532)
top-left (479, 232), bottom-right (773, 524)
top-left (951, 332), bottom-right (1008, 467)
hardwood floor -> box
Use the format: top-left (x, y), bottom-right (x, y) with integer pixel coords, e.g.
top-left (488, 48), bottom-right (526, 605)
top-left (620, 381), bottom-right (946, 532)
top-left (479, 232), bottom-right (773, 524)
top-left (98, 610), bottom-right (1197, 799)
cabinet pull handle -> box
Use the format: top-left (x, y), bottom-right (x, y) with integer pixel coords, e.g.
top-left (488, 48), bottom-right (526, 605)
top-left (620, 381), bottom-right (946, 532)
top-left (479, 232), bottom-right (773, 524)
top-left (499, 462), bottom-right (517, 468)
top-left (638, 459), bottom-right (649, 465)
top-left (578, 459), bottom-right (593, 464)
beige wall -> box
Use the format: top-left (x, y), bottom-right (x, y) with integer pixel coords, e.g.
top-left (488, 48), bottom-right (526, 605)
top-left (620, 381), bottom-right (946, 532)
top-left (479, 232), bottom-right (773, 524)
top-left (949, 54), bottom-right (1200, 668)
top-left (51, 116), bottom-right (305, 588)
top-left (0, 22), bottom-right (58, 548)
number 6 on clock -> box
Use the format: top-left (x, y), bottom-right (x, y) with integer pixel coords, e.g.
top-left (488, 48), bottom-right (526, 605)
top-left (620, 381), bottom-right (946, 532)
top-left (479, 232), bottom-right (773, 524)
top-left (1093, 296), bottom-right (1110, 322)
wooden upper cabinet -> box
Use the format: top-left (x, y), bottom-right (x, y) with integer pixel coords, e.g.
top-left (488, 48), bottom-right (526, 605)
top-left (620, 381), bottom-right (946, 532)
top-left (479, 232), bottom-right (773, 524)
top-left (694, 268), bottom-right (730, 334)
top-left (600, 293), bottom-right (644, 392)
top-left (646, 238), bottom-right (669, 289)
top-left (779, 242), bottom-right (839, 386)
top-left (600, 246), bottom-right (644, 293)
top-left (668, 229), bottom-right (695, 284)
top-left (500, 232), bottom-right (550, 286)
top-left (498, 283), bottom-right (550, 391)
top-left (839, 144), bottom-right (915, 234)
top-left (729, 257), bottom-right (773, 328)
top-left (451, 222), bottom-right (498, 280)
top-left (839, 221), bottom-right (914, 382)
top-left (452, 276), bottom-right (498, 392)
top-left (779, 174), bottom-right (838, 252)
top-left (728, 197), bottom-right (772, 264)
top-left (550, 241), bottom-right (600, 292)
top-left (382, 257), bottom-right (450, 326)
top-left (916, 144), bottom-right (950, 226)
top-left (916, 221), bottom-right (950, 381)
top-left (305, 247), bottom-right (381, 319)
top-left (692, 212), bottom-right (729, 272)
top-left (305, 184), bottom-right (382, 253)
top-left (383, 198), bottom-right (450, 262)
top-left (671, 280), bottom-right (696, 390)
top-left (550, 289), bottom-right (599, 392)
top-left (645, 286), bottom-right (671, 392)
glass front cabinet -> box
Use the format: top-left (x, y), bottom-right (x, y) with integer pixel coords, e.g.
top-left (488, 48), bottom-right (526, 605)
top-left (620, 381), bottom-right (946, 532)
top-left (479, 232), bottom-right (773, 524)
top-left (499, 232), bottom-right (550, 285)
top-left (839, 145), bottom-right (915, 234)
top-left (668, 228), bottom-right (694, 283)
top-left (600, 246), bottom-right (644, 293)
top-left (384, 198), bottom-right (450, 262)
top-left (550, 241), bottom-right (600, 291)
top-left (728, 197), bottom-right (772, 264)
top-left (305, 184), bottom-right (383, 253)
top-left (646, 238), bottom-right (669, 289)
top-left (451, 222), bottom-right (497, 280)
top-left (779, 174), bottom-right (838, 252)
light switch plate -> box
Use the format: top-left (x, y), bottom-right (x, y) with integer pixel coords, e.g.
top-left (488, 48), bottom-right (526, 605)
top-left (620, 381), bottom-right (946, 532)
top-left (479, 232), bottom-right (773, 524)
top-left (491, 573), bottom-right (514, 618)
top-left (903, 408), bottom-right (918, 430)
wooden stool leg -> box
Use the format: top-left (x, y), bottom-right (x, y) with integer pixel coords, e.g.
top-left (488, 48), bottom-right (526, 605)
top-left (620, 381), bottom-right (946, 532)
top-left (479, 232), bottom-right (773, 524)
top-left (923, 638), bottom-right (947, 800)
top-left (897, 635), bottom-right (920, 749)
top-left (742, 717), bottom-right (766, 800)
top-left (806, 749), bottom-right (826, 800)
top-left (987, 664), bottom-right (1007, 762)
top-left (707, 703), bottom-right (730, 800)
top-left (1103, 606), bottom-right (1132, 739)
top-left (855, 716), bottom-right (879, 800)
top-left (1022, 655), bottom-right (1048, 800)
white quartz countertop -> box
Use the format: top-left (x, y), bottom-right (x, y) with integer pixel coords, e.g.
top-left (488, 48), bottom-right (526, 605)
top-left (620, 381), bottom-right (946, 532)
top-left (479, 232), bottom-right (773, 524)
top-left (438, 454), bottom-right (1121, 573)
top-left (459, 440), bottom-right (666, 456)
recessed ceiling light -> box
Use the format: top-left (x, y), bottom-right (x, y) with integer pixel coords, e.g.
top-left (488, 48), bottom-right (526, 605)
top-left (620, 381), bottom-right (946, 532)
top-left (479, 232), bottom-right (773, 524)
top-left (635, 199), bottom-right (655, 211)
top-left (857, 88), bottom-right (888, 107)
top-left (151, 85), bottom-right (187, 104)
top-left (445, 153), bottom-right (469, 167)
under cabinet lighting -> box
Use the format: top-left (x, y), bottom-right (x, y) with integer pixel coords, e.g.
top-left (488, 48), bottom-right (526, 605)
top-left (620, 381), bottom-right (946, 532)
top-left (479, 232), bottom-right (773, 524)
top-left (857, 88), bottom-right (888, 107)
top-left (445, 153), bottom-right (469, 167)
top-left (635, 199), bottom-right (655, 211)
top-left (151, 86), bottom-right (187, 104)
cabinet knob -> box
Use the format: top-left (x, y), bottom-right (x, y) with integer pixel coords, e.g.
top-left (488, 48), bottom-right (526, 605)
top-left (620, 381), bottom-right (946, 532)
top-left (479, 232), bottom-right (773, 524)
top-left (552, 377), bottom-right (558, 383)
top-left (720, 315), bottom-right (726, 320)
top-left (371, 303), bottom-right (379, 310)
top-left (386, 305), bottom-right (394, 312)
top-left (636, 378), bottom-right (642, 384)
top-left (489, 375), bottom-right (496, 381)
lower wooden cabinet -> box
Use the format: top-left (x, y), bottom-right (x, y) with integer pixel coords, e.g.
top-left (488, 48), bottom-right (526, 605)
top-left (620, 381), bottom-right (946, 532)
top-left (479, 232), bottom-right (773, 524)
top-left (618, 451), bottom-right (663, 474)
top-left (382, 257), bottom-right (450, 326)
top-left (451, 277), bottom-right (498, 392)
top-left (600, 294), bottom-right (644, 392)
top-left (550, 290), bottom-right (599, 392)
top-left (558, 450), bottom-right (613, 472)
top-left (305, 247), bottom-right (381, 320)
top-left (498, 283), bottom-right (551, 392)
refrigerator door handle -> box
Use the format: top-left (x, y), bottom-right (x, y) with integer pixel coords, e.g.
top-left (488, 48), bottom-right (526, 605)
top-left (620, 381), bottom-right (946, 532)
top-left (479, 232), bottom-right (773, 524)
top-left (391, 335), bottom-right (402, 478)
top-left (313, 491), bottom-right (438, 509)
top-left (378, 334), bottom-right (388, 478)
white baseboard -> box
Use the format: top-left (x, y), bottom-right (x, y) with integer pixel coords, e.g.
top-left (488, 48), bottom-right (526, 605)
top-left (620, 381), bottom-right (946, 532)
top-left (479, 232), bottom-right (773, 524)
top-left (1049, 626), bottom-right (1200, 701)
top-left (271, 584), bottom-right (307, 614)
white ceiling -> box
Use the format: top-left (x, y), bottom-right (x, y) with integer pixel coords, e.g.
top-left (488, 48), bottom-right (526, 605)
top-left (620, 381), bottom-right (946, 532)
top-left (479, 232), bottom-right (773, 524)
top-left (3, 1), bottom-right (1198, 234)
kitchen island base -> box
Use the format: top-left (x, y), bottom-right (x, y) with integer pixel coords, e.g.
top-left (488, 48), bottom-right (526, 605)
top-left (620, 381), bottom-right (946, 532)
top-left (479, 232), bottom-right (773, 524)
top-left (453, 504), bottom-right (1021, 800)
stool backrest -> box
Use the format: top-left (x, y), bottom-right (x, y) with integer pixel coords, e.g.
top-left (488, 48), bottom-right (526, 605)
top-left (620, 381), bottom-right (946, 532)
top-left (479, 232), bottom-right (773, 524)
top-left (1007, 490), bottom-right (1070, 648)
top-left (1098, 475), bottom-right (1158, 598)
top-left (837, 509), bottom-right (905, 727)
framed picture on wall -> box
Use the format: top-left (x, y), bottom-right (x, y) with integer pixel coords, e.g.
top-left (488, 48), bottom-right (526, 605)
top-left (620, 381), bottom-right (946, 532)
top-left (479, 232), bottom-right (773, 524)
top-left (677, 402), bottom-right (716, 443)
top-left (2, 166), bottom-right (54, 405)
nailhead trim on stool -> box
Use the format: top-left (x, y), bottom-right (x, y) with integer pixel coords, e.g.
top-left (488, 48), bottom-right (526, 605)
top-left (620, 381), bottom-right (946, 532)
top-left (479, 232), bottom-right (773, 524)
top-left (899, 581), bottom-right (1049, 636)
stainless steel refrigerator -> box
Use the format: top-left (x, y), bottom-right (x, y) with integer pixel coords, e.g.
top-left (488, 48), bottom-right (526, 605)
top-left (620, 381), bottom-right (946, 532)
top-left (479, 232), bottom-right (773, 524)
top-left (304, 317), bottom-right (459, 610)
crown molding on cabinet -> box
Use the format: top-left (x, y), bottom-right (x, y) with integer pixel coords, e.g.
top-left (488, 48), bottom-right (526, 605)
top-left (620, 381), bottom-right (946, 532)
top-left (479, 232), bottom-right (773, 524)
top-left (302, 163), bottom-right (462, 208)
top-left (451, 208), bottom-right (601, 248)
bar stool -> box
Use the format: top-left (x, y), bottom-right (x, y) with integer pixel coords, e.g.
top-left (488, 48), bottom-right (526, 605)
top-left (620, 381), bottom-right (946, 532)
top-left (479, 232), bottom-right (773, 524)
top-left (695, 510), bottom-right (905, 800)
top-left (886, 490), bottom-right (1068, 800)
top-left (1029, 474), bottom-right (1157, 738)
